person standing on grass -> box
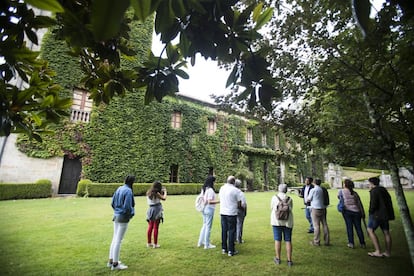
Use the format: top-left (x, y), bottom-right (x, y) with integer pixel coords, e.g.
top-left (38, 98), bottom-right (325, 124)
top-left (108, 175), bottom-right (135, 270)
top-left (270, 184), bottom-right (294, 267)
top-left (299, 177), bottom-right (314, 233)
top-left (367, 177), bottom-right (394, 258)
top-left (197, 175), bottom-right (220, 249)
top-left (146, 181), bottom-right (167, 249)
top-left (339, 179), bottom-right (366, 249)
top-left (219, 175), bottom-right (243, 256)
top-left (235, 178), bottom-right (247, 244)
top-left (307, 178), bottom-right (330, 246)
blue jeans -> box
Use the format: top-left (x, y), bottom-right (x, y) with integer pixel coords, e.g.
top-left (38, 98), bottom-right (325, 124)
top-left (198, 206), bottom-right (215, 246)
top-left (236, 210), bottom-right (246, 243)
top-left (221, 215), bottom-right (237, 253)
top-left (342, 210), bottom-right (365, 245)
top-left (306, 207), bottom-right (314, 231)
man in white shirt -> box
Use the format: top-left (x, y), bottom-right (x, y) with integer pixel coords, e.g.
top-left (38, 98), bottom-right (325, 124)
top-left (219, 176), bottom-right (243, 256)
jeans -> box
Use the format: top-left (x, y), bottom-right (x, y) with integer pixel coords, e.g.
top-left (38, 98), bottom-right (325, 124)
top-left (305, 207), bottom-right (314, 231)
top-left (198, 206), bottom-right (215, 246)
top-left (109, 222), bottom-right (129, 262)
top-left (342, 210), bottom-right (365, 245)
top-left (221, 215), bottom-right (237, 253)
top-left (236, 210), bottom-right (246, 243)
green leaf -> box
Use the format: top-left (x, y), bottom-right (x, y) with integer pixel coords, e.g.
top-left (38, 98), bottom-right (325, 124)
top-left (226, 65), bottom-right (238, 88)
top-left (131, 0), bottom-right (152, 21)
top-left (252, 2), bottom-right (264, 22)
top-left (174, 69), bottom-right (189, 79)
top-left (91, 0), bottom-right (130, 41)
top-left (24, 0), bottom-right (64, 13)
top-left (254, 7), bottom-right (273, 30)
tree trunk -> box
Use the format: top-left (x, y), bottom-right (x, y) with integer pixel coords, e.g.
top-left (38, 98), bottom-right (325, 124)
top-left (388, 159), bottom-right (414, 268)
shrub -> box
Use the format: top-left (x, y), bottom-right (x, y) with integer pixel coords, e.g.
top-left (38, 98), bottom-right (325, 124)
top-left (321, 182), bottom-right (331, 189)
top-left (0, 180), bottom-right (52, 200)
top-left (76, 182), bottom-right (224, 197)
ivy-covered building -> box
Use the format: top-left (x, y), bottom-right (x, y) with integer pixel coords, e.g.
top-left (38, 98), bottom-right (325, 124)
top-left (79, 91), bottom-right (285, 191)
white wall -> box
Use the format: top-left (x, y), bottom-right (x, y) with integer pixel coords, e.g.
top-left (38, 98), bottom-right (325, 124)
top-left (0, 134), bottom-right (63, 194)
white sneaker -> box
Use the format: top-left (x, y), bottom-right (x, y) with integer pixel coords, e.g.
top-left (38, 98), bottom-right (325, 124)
top-left (147, 243), bottom-right (153, 248)
top-left (111, 263), bottom-right (128, 270)
top-left (153, 244), bottom-right (160, 248)
top-left (204, 244), bottom-right (216, 249)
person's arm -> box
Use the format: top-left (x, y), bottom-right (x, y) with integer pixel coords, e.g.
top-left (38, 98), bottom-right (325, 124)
top-left (156, 187), bottom-right (167, 200)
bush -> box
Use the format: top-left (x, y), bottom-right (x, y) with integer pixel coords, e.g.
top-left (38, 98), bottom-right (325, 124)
top-left (76, 182), bottom-right (223, 197)
top-left (0, 180), bottom-right (52, 200)
top-left (321, 182), bottom-right (331, 189)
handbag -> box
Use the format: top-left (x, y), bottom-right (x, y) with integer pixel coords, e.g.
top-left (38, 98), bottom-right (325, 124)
top-left (337, 189), bottom-right (345, 212)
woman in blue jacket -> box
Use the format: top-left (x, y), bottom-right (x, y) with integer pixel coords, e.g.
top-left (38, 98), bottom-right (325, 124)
top-left (108, 175), bottom-right (135, 270)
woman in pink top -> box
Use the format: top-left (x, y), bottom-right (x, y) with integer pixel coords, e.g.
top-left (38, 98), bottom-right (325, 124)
top-left (338, 179), bottom-right (366, 249)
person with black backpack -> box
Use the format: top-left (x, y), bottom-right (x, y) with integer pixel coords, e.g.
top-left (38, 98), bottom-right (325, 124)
top-left (270, 184), bottom-right (294, 267)
top-left (307, 178), bottom-right (330, 246)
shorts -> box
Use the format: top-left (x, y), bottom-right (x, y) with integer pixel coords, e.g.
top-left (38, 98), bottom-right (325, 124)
top-left (272, 225), bottom-right (292, 242)
top-left (368, 215), bottom-right (389, 231)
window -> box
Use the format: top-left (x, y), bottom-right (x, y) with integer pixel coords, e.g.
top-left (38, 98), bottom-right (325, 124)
top-left (171, 111), bottom-right (182, 129)
top-left (262, 132), bottom-right (267, 146)
top-left (246, 128), bottom-right (253, 144)
top-left (71, 89), bottom-right (92, 123)
top-left (274, 134), bottom-right (280, 150)
top-left (207, 119), bottom-right (217, 135)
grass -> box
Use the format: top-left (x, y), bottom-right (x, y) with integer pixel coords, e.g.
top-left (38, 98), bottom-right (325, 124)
top-left (0, 189), bottom-right (413, 275)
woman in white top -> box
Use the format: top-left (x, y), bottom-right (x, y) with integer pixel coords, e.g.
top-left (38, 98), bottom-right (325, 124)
top-left (197, 175), bottom-right (219, 249)
top-left (270, 184), bottom-right (293, 267)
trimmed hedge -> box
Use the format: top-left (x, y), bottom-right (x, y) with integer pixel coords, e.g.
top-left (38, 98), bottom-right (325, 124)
top-left (76, 182), bottom-right (224, 197)
top-left (0, 180), bottom-right (52, 200)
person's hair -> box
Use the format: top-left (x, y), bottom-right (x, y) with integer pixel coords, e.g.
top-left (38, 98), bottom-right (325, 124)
top-left (147, 180), bottom-right (162, 199)
top-left (278, 184), bottom-right (287, 193)
top-left (227, 175), bottom-right (236, 185)
top-left (344, 179), bottom-right (355, 195)
top-left (125, 175), bottom-right (135, 186)
top-left (306, 177), bottom-right (313, 184)
top-left (202, 175), bottom-right (216, 193)
top-left (369, 177), bottom-right (380, 186)
top-left (235, 179), bottom-right (242, 188)
top-left (314, 178), bottom-right (322, 186)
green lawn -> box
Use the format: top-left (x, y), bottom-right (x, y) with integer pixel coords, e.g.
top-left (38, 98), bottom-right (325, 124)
top-left (0, 189), bottom-right (413, 275)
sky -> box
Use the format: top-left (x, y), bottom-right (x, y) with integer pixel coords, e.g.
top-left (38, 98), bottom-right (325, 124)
top-left (151, 34), bottom-right (231, 104)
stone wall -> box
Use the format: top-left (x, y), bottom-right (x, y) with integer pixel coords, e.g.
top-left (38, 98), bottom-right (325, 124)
top-left (0, 134), bottom-right (63, 194)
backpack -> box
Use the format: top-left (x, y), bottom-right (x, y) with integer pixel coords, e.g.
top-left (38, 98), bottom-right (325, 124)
top-left (195, 193), bottom-right (206, 212)
top-left (322, 187), bottom-right (330, 206)
top-left (275, 195), bottom-right (291, 220)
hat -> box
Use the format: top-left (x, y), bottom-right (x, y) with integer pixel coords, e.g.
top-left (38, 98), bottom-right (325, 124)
top-left (278, 184), bottom-right (287, 193)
